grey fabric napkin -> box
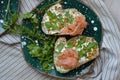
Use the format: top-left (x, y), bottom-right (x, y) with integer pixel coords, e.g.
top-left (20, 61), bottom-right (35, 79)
top-left (0, 0), bottom-right (120, 80)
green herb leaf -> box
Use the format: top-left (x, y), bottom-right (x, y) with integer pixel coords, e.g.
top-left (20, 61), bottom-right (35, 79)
top-left (22, 12), bottom-right (33, 19)
top-left (77, 36), bottom-right (86, 47)
top-left (56, 43), bottom-right (64, 53)
top-left (67, 40), bottom-right (74, 48)
top-left (27, 44), bottom-right (41, 57)
top-left (31, 14), bottom-right (38, 24)
top-left (65, 11), bottom-right (73, 23)
top-left (11, 13), bottom-right (18, 24)
top-left (47, 11), bottom-right (57, 19)
top-left (27, 35), bottom-right (56, 73)
top-left (78, 50), bottom-right (86, 57)
top-left (45, 22), bottom-right (52, 28)
top-left (87, 42), bottom-right (98, 49)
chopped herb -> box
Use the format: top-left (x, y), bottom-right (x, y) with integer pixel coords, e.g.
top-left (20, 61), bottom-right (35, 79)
top-left (80, 36), bottom-right (86, 44)
top-left (56, 43), bottom-right (64, 53)
top-left (58, 15), bottom-right (64, 24)
top-left (52, 23), bottom-right (59, 30)
top-left (67, 40), bottom-right (74, 48)
top-left (77, 36), bottom-right (86, 47)
top-left (45, 10), bottom-right (74, 30)
top-left (87, 42), bottom-right (98, 49)
top-left (45, 22), bottom-right (52, 28)
top-left (78, 50), bottom-right (86, 57)
top-left (47, 11), bottom-right (57, 19)
top-left (78, 39), bottom-right (98, 58)
top-left (45, 21), bottom-right (59, 30)
top-left (65, 11), bottom-right (73, 23)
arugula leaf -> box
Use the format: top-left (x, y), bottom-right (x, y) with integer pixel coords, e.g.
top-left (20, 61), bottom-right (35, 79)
top-left (27, 44), bottom-right (42, 57)
top-left (2, 9), bottom-right (56, 72)
top-left (22, 13), bottom-right (38, 27)
top-left (1, 0), bottom-right (57, 73)
top-left (22, 12), bottom-right (33, 19)
top-left (41, 61), bottom-right (54, 73)
top-left (11, 13), bottom-right (18, 24)
top-left (1, 13), bottom-right (19, 37)
top-left (31, 14), bottom-right (38, 24)
top-left (27, 35), bottom-right (56, 72)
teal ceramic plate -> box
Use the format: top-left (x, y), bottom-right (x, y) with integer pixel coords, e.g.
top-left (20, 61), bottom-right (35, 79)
top-left (0, 0), bottom-right (18, 34)
top-left (21, 0), bottom-right (102, 79)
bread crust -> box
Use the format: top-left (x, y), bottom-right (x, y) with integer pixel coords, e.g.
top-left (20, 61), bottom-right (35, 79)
top-left (41, 3), bottom-right (87, 36)
top-left (54, 36), bottom-right (99, 73)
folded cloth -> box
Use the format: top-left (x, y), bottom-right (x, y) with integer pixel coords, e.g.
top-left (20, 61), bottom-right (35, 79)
top-left (0, 0), bottom-right (120, 80)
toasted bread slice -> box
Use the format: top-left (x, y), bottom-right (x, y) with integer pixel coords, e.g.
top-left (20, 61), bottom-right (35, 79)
top-left (41, 3), bottom-right (87, 36)
top-left (54, 36), bottom-right (99, 73)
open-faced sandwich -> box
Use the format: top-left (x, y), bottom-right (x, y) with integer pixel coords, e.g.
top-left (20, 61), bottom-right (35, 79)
top-left (54, 36), bottom-right (99, 73)
top-left (42, 3), bottom-right (87, 36)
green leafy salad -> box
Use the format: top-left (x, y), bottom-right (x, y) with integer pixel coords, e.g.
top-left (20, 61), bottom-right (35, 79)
top-left (0, 0), bottom-right (59, 73)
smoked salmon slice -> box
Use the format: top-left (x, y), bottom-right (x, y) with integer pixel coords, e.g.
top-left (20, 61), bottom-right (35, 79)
top-left (55, 49), bottom-right (79, 69)
top-left (61, 15), bottom-right (87, 36)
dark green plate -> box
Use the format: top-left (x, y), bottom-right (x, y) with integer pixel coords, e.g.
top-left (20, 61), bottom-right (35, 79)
top-left (21, 0), bottom-right (102, 79)
top-left (0, 0), bottom-right (18, 34)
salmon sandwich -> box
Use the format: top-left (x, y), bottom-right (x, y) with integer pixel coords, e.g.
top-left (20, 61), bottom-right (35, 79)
top-left (54, 36), bottom-right (99, 73)
top-left (41, 3), bottom-right (87, 36)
